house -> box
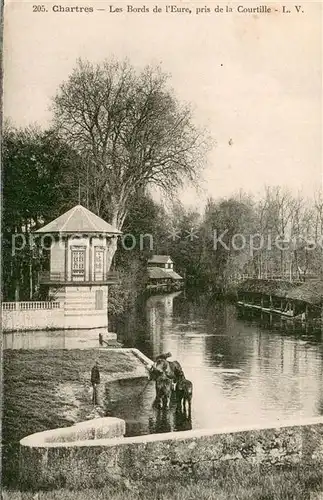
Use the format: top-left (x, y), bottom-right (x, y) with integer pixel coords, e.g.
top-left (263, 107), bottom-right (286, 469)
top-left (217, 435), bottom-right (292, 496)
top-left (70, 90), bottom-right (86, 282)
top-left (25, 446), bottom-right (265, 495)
top-left (147, 255), bottom-right (183, 292)
top-left (147, 255), bottom-right (174, 271)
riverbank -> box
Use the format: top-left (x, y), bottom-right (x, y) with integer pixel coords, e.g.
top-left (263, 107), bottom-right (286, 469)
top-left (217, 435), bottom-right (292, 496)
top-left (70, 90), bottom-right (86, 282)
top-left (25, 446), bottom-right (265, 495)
top-left (3, 461), bottom-right (323, 499)
top-left (2, 348), bottom-right (150, 487)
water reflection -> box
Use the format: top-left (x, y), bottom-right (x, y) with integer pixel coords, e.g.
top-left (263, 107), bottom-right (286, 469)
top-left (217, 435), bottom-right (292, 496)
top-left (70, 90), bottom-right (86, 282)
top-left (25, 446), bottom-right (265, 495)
top-left (114, 292), bottom-right (323, 435)
top-left (103, 376), bottom-right (192, 436)
top-left (149, 406), bottom-right (192, 434)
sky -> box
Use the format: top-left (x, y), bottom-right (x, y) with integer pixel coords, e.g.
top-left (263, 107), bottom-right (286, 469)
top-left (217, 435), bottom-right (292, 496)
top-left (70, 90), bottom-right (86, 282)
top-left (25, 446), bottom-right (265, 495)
top-left (3, 1), bottom-right (322, 209)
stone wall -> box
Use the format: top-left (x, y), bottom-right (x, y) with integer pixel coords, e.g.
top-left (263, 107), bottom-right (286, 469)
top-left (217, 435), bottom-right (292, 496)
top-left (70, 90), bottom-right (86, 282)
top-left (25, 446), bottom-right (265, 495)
top-left (20, 416), bottom-right (323, 490)
top-left (2, 288), bottom-right (109, 331)
top-left (62, 286), bottom-right (109, 329)
top-left (2, 307), bottom-right (64, 332)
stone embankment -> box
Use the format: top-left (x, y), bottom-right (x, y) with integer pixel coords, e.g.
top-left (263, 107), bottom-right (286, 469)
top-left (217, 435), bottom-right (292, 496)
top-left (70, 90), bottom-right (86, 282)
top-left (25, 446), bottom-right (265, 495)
top-left (20, 416), bottom-right (323, 490)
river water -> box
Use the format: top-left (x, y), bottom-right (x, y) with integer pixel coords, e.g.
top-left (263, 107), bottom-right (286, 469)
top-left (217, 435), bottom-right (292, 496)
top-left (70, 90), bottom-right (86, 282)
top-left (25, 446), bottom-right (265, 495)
top-left (109, 291), bottom-right (323, 436)
top-left (3, 292), bottom-right (323, 438)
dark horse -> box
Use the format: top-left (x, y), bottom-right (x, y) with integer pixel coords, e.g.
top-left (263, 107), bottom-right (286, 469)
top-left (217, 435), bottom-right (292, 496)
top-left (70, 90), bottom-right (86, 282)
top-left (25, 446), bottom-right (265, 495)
top-left (149, 356), bottom-right (185, 388)
top-left (175, 374), bottom-right (193, 416)
top-left (149, 354), bottom-right (186, 410)
top-left (154, 371), bottom-right (172, 409)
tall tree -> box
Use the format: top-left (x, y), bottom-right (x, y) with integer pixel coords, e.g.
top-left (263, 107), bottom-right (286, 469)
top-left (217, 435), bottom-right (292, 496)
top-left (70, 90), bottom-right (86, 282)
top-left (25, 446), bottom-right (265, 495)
top-left (2, 124), bottom-right (79, 300)
top-left (163, 201), bottom-right (204, 285)
top-left (313, 190), bottom-right (323, 278)
top-left (201, 196), bottom-right (256, 292)
top-left (52, 58), bottom-right (209, 269)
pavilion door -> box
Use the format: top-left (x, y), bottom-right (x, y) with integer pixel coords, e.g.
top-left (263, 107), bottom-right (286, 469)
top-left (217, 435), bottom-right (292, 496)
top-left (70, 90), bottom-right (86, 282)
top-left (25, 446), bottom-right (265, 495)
top-left (94, 247), bottom-right (105, 281)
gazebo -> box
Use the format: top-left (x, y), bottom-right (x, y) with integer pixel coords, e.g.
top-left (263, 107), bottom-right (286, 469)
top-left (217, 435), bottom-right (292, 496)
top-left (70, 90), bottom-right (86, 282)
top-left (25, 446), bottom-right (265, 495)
top-left (36, 204), bottom-right (121, 330)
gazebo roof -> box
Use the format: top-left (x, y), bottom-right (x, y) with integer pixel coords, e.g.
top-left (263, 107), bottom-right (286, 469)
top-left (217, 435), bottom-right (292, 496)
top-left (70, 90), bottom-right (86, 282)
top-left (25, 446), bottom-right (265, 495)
top-left (35, 205), bottom-right (121, 234)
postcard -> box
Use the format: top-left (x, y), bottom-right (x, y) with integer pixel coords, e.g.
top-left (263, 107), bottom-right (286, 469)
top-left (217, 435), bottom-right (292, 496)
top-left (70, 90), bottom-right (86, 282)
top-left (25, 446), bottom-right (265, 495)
top-left (2, 1), bottom-right (322, 498)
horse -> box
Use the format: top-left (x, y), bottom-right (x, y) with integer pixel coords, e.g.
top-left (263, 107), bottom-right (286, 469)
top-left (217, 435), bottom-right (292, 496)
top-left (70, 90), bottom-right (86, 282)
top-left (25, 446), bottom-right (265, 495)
top-left (175, 374), bottom-right (193, 416)
top-left (155, 370), bottom-right (172, 410)
top-left (152, 358), bottom-right (185, 388)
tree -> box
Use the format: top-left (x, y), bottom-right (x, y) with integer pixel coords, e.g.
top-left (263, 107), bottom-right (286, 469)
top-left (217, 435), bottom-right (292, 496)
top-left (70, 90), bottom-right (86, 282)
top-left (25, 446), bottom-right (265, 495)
top-left (313, 190), bottom-right (323, 278)
top-left (2, 124), bottom-right (80, 300)
top-left (201, 196), bottom-right (256, 292)
top-left (119, 190), bottom-right (168, 265)
top-left (163, 201), bottom-right (204, 285)
top-left (52, 58), bottom-right (210, 269)
top-left (109, 192), bottom-right (170, 323)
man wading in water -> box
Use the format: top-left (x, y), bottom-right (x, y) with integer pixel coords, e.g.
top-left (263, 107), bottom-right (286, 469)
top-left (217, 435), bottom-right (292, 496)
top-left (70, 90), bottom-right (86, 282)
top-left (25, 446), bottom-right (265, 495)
top-left (91, 361), bottom-right (100, 406)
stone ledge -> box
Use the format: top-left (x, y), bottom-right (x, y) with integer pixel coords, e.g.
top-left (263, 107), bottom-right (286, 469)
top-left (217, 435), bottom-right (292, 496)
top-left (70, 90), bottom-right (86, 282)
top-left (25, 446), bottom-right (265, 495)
top-left (20, 416), bottom-right (323, 449)
top-left (20, 417), bottom-right (126, 447)
top-left (19, 416), bottom-right (323, 490)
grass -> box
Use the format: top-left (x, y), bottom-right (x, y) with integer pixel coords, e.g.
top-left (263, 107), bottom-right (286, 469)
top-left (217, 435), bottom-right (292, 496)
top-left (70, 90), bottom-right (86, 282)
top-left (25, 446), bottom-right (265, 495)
top-left (2, 348), bottom-right (146, 487)
top-left (2, 462), bottom-right (323, 500)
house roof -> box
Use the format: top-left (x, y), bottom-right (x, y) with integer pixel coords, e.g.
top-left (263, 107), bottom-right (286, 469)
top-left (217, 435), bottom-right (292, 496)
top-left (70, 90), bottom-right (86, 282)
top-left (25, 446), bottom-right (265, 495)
top-left (35, 205), bottom-right (121, 235)
top-left (167, 270), bottom-right (183, 280)
top-left (286, 280), bottom-right (323, 306)
top-left (148, 268), bottom-right (171, 280)
top-left (148, 255), bottom-right (173, 264)
top-left (147, 268), bottom-right (183, 281)
top-left (237, 279), bottom-right (300, 298)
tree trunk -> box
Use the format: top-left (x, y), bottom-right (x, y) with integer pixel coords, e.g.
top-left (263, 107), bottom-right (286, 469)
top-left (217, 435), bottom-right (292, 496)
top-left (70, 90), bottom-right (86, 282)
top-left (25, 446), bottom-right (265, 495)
top-left (29, 260), bottom-right (33, 299)
top-left (280, 250), bottom-right (284, 278)
top-left (106, 236), bottom-right (119, 271)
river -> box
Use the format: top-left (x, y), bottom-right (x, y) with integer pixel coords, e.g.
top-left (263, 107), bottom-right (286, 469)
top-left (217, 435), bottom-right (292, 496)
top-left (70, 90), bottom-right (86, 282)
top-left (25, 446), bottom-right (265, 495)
top-left (3, 292), bottom-right (323, 438)
top-left (108, 291), bottom-right (323, 436)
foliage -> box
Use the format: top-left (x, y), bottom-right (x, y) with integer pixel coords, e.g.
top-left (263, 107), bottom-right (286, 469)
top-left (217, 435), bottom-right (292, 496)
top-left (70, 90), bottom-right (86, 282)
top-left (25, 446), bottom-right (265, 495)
top-left (190, 188), bottom-right (323, 293)
top-left (3, 62), bottom-right (323, 297)
top-left (2, 124), bottom-right (80, 300)
top-left (107, 191), bottom-right (170, 318)
top-left (108, 265), bottom-right (147, 318)
top-left (163, 201), bottom-right (204, 286)
top-left (52, 59), bottom-right (210, 269)
top-left (201, 196), bottom-right (256, 293)
top-left (52, 59), bottom-right (208, 227)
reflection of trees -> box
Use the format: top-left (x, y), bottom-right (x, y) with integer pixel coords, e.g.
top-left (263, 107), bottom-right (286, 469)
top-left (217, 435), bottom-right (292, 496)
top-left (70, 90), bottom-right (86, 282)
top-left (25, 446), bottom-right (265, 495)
top-left (203, 303), bottom-right (252, 370)
top-left (147, 301), bottom-right (164, 358)
top-left (145, 294), bottom-right (256, 373)
top-left (116, 296), bottom-right (152, 356)
top-left (117, 292), bottom-right (183, 359)
top-left (115, 291), bottom-right (323, 430)
top-left (146, 293), bottom-right (182, 358)
top-left (254, 330), bottom-right (323, 417)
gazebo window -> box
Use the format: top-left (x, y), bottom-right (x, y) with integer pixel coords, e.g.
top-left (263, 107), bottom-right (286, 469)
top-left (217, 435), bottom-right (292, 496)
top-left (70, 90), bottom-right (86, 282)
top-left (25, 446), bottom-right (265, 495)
top-left (71, 246), bottom-right (86, 280)
top-left (94, 247), bottom-right (105, 281)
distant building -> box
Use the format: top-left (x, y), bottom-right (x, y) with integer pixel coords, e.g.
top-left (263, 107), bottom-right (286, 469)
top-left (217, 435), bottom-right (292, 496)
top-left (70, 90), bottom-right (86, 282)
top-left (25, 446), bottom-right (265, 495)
top-left (147, 255), bottom-right (173, 269)
top-left (147, 255), bottom-right (183, 291)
